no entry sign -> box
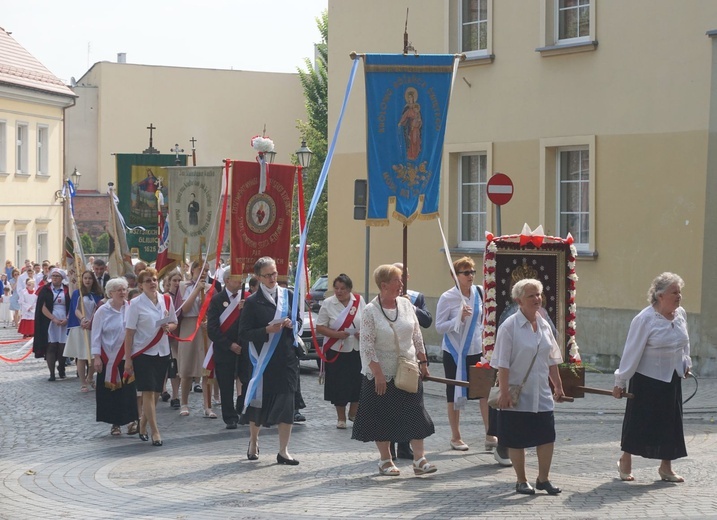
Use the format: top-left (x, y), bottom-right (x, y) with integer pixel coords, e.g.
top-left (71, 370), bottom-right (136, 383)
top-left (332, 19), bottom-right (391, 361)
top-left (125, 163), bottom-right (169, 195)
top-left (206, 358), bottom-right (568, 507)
top-left (486, 173), bottom-right (514, 206)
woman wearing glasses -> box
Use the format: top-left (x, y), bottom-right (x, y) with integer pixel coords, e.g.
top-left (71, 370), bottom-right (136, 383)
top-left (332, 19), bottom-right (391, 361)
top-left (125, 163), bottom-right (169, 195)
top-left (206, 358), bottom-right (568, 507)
top-left (435, 256), bottom-right (494, 452)
top-left (124, 268), bottom-right (178, 446)
top-left (238, 257), bottom-right (301, 465)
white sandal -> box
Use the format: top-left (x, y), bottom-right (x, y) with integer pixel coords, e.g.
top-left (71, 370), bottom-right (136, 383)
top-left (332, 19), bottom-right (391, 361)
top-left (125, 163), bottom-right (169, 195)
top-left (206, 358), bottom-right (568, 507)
top-left (413, 457), bottom-right (437, 475)
top-left (378, 458), bottom-right (400, 476)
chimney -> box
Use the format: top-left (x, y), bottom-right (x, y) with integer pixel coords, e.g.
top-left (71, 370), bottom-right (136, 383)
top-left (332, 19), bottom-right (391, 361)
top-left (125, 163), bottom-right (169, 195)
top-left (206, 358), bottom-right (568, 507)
top-left (117, 53), bottom-right (126, 64)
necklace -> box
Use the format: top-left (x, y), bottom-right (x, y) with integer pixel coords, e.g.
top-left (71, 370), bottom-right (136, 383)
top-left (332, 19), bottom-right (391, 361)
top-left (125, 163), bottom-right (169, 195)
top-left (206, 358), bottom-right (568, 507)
top-left (378, 296), bottom-right (398, 323)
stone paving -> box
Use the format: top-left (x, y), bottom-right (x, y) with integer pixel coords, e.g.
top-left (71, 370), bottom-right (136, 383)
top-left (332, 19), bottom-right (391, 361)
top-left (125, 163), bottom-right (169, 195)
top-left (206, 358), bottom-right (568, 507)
top-left (1, 325), bottom-right (716, 519)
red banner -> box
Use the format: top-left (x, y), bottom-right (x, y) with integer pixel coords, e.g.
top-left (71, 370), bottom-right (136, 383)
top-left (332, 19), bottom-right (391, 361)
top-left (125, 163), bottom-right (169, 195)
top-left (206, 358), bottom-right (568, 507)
top-left (230, 161), bottom-right (295, 280)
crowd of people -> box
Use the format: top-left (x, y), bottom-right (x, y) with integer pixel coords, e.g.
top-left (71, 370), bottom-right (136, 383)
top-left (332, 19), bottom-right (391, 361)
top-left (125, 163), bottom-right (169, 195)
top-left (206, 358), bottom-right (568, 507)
top-left (3, 255), bottom-right (692, 493)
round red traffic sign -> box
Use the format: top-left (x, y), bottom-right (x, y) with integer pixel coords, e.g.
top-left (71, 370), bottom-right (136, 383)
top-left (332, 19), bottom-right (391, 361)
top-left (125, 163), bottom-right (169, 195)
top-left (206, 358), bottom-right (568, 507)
top-left (486, 173), bottom-right (514, 206)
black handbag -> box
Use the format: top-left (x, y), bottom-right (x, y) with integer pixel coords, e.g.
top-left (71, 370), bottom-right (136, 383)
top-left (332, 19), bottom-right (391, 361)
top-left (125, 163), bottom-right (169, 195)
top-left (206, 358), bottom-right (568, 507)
top-left (167, 354), bottom-right (178, 379)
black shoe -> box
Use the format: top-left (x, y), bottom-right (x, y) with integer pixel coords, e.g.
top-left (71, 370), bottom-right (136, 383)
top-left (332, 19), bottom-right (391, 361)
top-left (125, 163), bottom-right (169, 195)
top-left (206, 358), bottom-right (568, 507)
top-left (238, 414), bottom-right (250, 425)
top-left (396, 442), bottom-right (413, 460)
top-left (161, 391), bottom-right (170, 402)
top-left (389, 442), bottom-right (397, 461)
top-left (58, 372), bottom-right (66, 380)
top-left (139, 433), bottom-right (149, 442)
top-left (515, 482), bottom-right (535, 495)
top-left (535, 479), bottom-right (561, 495)
top-left (170, 398), bottom-right (180, 409)
top-left (277, 453), bottom-right (299, 465)
top-left (152, 439), bottom-right (163, 447)
top-left (193, 384), bottom-right (203, 393)
top-left (247, 443), bottom-right (259, 460)
top-left (293, 412), bottom-right (306, 422)
top-left (226, 421), bottom-right (238, 430)
top-left (494, 445), bottom-right (513, 467)
top-left (48, 375), bottom-right (56, 382)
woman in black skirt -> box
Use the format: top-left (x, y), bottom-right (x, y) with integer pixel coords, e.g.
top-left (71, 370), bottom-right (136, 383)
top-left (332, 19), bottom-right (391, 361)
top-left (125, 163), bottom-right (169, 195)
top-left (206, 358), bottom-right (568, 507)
top-left (92, 278), bottom-right (138, 435)
top-left (316, 274), bottom-right (365, 429)
top-left (613, 272), bottom-right (691, 482)
top-left (124, 268), bottom-right (178, 446)
top-left (352, 264), bottom-right (436, 477)
top-left (491, 278), bottom-right (566, 495)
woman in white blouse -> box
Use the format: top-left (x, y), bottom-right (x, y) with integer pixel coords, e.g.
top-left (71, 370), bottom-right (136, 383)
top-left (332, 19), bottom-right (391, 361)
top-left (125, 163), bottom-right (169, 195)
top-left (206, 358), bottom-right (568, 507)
top-left (491, 278), bottom-right (565, 496)
top-left (92, 278), bottom-right (138, 436)
top-left (124, 268), bottom-right (178, 446)
top-left (351, 264), bottom-right (436, 477)
top-left (613, 272), bottom-right (691, 483)
top-left (435, 256), bottom-right (494, 451)
top-left (316, 274), bottom-right (366, 429)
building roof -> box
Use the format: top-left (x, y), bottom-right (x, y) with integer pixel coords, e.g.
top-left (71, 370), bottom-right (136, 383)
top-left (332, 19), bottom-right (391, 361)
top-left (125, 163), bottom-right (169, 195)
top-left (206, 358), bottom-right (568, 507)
top-left (0, 26), bottom-right (75, 98)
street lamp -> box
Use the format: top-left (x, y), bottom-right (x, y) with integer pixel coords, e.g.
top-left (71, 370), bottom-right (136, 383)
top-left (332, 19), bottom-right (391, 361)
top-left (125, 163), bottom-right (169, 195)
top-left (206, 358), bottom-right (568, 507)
top-left (71, 167), bottom-right (81, 188)
top-left (263, 149), bottom-right (277, 164)
top-left (296, 140), bottom-right (313, 169)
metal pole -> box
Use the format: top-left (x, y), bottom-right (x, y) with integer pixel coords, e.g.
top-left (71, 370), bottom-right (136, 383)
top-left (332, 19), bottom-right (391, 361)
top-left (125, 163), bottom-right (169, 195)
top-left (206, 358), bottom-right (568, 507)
top-left (402, 224), bottom-right (408, 292)
top-left (364, 226), bottom-right (370, 302)
top-left (495, 205), bottom-right (502, 237)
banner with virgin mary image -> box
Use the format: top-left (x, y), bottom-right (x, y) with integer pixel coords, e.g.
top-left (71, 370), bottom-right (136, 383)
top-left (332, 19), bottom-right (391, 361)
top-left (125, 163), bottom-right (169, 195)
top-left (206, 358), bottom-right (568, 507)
top-left (363, 54), bottom-right (457, 225)
top-left (166, 166), bottom-right (224, 263)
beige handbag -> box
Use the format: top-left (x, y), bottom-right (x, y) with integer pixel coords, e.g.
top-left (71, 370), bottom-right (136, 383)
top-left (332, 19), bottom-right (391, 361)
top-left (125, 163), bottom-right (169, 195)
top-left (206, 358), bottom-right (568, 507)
top-left (389, 323), bottom-right (420, 393)
top-left (487, 349), bottom-right (539, 409)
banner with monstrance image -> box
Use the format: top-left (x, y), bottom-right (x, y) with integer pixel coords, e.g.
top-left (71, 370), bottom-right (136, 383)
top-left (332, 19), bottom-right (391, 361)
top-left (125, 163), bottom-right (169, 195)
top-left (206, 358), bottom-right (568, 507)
top-left (363, 54), bottom-right (458, 225)
top-left (166, 166), bottom-right (224, 263)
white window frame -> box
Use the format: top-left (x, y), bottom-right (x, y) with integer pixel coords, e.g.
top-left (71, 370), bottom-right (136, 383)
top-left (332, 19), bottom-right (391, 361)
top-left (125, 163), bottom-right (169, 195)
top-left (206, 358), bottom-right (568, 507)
top-left (539, 135), bottom-right (596, 254)
top-left (37, 125), bottom-right (49, 176)
top-left (36, 232), bottom-right (48, 263)
top-left (537, 0), bottom-right (596, 56)
top-left (0, 121), bottom-right (7, 174)
top-left (555, 0), bottom-right (591, 44)
top-left (457, 152), bottom-right (489, 247)
top-left (556, 146), bottom-right (590, 247)
top-left (0, 234), bottom-right (6, 267)
top-left (15, 233), bottom-right (27, 268)
top-left (459, 0), bottom-right (491, 58)
top-left (16, 122), bottom-right (29, 175)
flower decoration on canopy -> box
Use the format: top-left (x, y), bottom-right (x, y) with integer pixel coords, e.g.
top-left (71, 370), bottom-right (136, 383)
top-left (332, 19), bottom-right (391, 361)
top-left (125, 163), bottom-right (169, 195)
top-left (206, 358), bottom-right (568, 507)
top-left (251, 134), bottom-right (275, 194)
top-left (482, 224), bottom-right (581, 364)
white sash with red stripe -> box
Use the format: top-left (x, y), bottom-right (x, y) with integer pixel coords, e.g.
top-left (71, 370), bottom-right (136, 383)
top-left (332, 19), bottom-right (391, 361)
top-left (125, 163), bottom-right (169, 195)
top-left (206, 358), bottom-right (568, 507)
top-left (101, 303), bottom-right (129, 390)
top-left (321, 294), bottom-right (360, 355)
top-left (203, 291), bottom-right (243, 374)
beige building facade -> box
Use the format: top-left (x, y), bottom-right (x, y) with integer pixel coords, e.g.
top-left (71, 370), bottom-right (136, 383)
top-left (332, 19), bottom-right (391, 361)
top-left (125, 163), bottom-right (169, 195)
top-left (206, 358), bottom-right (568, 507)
top-left (0, 28), bottom-right (76, 267)
top-left (65, 61), bottom-right (308, 251)
top-left (327, 0), bottom-right (717, 374)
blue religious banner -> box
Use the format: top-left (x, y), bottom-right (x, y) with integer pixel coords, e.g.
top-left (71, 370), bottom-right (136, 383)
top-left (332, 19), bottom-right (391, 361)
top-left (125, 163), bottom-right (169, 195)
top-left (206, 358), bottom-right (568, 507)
top-left (364, 54), bottom-right (457, 225)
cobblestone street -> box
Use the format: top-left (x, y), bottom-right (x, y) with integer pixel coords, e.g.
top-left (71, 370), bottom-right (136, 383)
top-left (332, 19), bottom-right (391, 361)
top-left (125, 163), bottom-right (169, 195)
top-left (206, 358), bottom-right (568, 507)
top-left (1, 327), bottom-right (716, 519)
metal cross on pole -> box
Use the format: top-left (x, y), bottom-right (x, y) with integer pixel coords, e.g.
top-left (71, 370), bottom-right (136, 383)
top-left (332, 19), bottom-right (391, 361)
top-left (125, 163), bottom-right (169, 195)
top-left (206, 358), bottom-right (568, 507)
top-left (190, 137), bottom-right (197, 166)
top-left (170, 143), bottom-right (184, 165)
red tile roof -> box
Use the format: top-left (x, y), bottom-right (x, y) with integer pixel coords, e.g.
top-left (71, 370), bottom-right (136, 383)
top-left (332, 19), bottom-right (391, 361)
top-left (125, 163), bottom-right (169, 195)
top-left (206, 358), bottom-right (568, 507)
top-left (0, 26), bottom-right (75, 98)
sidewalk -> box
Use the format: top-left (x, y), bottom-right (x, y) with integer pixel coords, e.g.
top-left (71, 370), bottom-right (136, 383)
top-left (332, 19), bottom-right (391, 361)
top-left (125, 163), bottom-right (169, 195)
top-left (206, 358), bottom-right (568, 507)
top-left (1, 327), bottom-right (715, 519)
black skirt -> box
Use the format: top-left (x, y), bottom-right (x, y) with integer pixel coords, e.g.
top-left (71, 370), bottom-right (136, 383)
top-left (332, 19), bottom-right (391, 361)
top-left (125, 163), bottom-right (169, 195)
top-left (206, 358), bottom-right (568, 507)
top-left (245, 392), bottom-right (295, 427)
top-left (133, 354), bottom-right (170, 393)
top-left (352, 376), bottom-right (435, 443)
top-left (324, 349), bottom-right (362, 406)
top-left (621, 371), bottom-right (687, 460)
top-left (497, 410), bottom-right (555, 449)
top-left (96, 361), bottom-right (139, 426)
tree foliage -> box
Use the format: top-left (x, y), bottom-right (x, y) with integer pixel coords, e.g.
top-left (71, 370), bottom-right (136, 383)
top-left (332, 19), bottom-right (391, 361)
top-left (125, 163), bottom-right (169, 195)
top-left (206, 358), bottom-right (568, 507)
top-left (80, 233), bottom-right (93, 254)
top-left (294, 10), bottom-right (329, 281)
top-left (94, 232), bottom-right (109, 254)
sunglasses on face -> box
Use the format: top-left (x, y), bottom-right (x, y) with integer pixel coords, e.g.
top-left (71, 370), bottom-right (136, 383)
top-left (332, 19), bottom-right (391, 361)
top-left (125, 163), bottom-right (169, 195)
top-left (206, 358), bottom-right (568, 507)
top-left (457, 270), bottom-right (477, 276)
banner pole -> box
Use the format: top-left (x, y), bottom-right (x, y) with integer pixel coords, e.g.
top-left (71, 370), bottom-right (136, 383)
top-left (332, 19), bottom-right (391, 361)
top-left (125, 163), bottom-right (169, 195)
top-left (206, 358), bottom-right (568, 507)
top-left (402, 224), bottom-right (408, 293)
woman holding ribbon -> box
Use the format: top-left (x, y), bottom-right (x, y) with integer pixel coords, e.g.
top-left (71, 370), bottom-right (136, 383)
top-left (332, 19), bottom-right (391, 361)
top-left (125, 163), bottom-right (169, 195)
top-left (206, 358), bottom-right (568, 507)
top-left (316, 274), bottom-right (366, 430)
top-left (124, 268), bottom-right (178, 446)
top-left (238, 256), bottom-right (300, 465)
top-left (34, 268), bottom-right (71, 381)
top-left (65, 270), bottom-right (104, 392)
top-left (435, 256), bottom-right (494, 451)
top-left (92, 278), bottom-right (138, 436)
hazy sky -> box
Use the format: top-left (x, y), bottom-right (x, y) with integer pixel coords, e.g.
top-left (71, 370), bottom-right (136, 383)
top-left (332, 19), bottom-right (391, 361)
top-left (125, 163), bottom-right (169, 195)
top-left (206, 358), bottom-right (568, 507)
top-left (1, 0), bottom-right (328, 83)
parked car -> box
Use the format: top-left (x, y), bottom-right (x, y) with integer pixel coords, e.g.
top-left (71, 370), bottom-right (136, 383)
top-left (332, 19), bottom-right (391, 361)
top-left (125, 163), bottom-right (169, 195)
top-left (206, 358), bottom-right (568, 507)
top-left (307, 275), bottom-right (328, 312)
top-left (298, 301), bottom-right (324, 365)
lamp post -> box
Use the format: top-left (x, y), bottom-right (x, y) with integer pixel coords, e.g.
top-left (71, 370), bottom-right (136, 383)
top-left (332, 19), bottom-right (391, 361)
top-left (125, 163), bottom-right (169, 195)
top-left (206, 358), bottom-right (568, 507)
top-left (71, 167), bottom-right (81, 188)
top-left (295, 140), bottom-right (313, 169)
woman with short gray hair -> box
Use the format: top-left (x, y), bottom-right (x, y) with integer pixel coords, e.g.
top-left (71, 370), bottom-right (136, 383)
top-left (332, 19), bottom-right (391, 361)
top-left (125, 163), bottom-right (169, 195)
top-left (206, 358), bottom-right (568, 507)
top-left (613, 272), bottom-right (691, 482)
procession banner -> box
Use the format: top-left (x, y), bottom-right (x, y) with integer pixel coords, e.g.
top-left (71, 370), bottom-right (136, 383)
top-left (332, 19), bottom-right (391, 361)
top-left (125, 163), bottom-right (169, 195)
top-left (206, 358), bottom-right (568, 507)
top-left (363, 54), bottom-right (457, 225)
top-left (63, 180), bottom-right (85, 292)
top-left (107, 187), bottom-right (134, 277)
top-left (116, 154), bottom-right (186, 262)
top-left (165, 166), bottom-right (224, 264)
top-left (230, 161), bottom-right (295, 281)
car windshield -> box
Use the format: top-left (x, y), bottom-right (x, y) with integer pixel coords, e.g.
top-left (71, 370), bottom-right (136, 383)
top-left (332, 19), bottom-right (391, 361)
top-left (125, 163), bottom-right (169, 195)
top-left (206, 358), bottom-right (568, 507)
top-left (312, 276), bottom-right (328, 291)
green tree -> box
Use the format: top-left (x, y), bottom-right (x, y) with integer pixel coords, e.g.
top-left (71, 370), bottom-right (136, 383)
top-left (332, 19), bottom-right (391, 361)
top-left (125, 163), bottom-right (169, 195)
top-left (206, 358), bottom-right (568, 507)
top-left (94, 232), bottom-right (109, 253)
top-left (80, 233), bottom-right (93, 254)
top-left (294, 9), bottom-right (328, 281)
